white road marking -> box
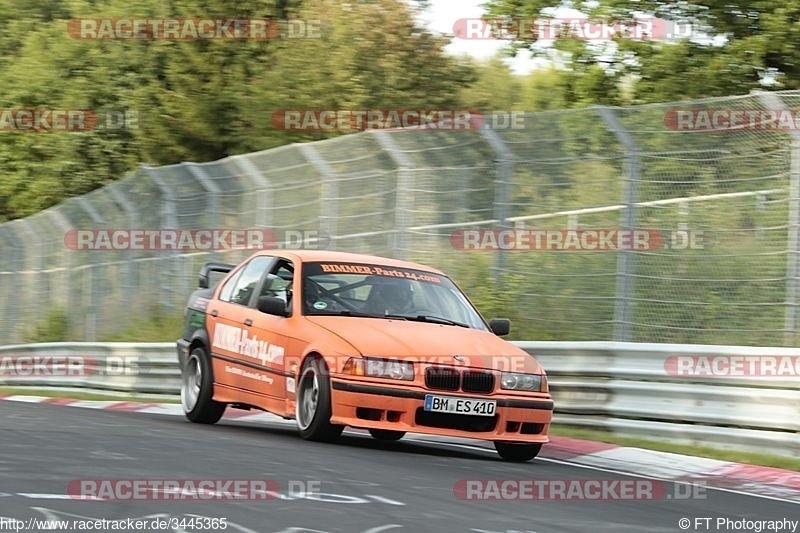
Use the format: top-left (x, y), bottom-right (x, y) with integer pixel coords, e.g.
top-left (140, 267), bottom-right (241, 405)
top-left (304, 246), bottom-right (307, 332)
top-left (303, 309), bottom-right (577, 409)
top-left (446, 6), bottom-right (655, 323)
top-left (364, 494), bottom-right (406, 506)
top-left (363, 526), bottom-right (403, 533)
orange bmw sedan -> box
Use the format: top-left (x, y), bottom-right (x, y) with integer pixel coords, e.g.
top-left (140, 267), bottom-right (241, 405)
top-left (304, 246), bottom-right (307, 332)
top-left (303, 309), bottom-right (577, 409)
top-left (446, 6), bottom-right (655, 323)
top-left (177, 250), bottom-right (553, 461)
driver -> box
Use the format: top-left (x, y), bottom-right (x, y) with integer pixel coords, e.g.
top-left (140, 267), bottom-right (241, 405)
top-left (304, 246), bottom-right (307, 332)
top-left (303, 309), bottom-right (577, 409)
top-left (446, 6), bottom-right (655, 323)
top-left (369, 279), bottom-right (415, 315)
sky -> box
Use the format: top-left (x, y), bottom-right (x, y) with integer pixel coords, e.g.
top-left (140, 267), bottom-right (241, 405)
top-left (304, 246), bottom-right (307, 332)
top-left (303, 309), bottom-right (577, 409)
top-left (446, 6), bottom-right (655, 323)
top-left (415, 0), bottom-right (543, 74)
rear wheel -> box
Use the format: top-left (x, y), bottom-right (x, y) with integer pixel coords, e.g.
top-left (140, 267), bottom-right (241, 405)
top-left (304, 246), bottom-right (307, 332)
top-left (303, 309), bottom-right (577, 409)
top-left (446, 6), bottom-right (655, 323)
top-left (368, 429), bottom-right (406, 441)
top-left (295, 357), bottom-right (344, 441)
top-left (181, 346), bottom-right (225, 424)
top-left (494, 441), bottom-right (542, 462)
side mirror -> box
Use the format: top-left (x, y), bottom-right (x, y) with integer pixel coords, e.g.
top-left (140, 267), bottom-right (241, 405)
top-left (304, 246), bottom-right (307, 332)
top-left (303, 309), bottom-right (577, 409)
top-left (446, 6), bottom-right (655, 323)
top-left (257, 296), bottom-right (289, 317)
top-left (489, 318), bottom-right (511, 336)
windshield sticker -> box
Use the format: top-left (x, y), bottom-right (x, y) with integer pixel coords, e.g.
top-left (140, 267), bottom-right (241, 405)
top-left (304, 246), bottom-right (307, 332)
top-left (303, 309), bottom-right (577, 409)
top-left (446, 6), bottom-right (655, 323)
top-left (320, 263), bottom-right (373, 274)
top-left (313, 301), bottom-right (328, 310)
top-left (317, 263), bottom-right (442, 283)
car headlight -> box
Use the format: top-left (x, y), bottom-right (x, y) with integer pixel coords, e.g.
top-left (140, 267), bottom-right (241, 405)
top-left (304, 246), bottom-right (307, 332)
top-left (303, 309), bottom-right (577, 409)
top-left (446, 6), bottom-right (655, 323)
top-left (342, 357), bottom-right (414, 381)
top-left (500, 372), bottom-right (546, 392)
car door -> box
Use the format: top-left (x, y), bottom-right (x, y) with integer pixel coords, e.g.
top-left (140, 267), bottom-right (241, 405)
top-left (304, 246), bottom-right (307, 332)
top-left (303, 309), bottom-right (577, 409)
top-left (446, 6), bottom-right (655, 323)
top-left (207, 254), bottom-right (275, 396)
top-left (242, 258), bottom-right (297, 407)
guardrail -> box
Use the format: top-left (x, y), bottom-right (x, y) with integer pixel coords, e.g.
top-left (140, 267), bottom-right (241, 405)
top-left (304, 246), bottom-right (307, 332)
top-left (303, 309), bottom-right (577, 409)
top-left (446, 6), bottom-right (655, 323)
top-left (518, 341), bottom-right (800, 459)
top-left (1, 341), bottom-right (798, 458)
top-left (0, 342), bottom-right (178, 398)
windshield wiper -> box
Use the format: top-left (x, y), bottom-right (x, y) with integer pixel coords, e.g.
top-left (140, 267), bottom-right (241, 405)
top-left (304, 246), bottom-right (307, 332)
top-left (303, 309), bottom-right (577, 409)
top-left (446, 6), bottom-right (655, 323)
top-left (309, 310), bottom-right (413, 320)
top-left (391, 314), bottom-right (470, 328)
top-left (378, 313), bottom-right (411, 321)
top-left (309, 310), bottom-right (377, 318)
top-left (308, 310), bottom-right (467, 327)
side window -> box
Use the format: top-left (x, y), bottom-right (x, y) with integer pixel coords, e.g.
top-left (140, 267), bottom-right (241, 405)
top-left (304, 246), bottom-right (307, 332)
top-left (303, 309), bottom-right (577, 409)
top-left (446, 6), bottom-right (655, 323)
top-left (219, 269), bottom-right (243, 302)
top-left (229, 256), bottom-right (273, 306)
top-left (259, 260), bottom-right (295, 313)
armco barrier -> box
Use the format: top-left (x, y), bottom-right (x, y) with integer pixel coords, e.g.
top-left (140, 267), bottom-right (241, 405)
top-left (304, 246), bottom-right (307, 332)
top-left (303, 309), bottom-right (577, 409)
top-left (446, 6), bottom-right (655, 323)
top-left (1, 341), bottom-right (798, 458)
top-left (518, 341), bottom-right (800, 459)
top-left (0, 342), bottom-right (177, 397)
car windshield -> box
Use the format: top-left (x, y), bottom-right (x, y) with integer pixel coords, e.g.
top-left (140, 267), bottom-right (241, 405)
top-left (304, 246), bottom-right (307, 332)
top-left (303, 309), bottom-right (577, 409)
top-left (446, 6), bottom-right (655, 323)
top-left (301, 261), bottom-right (489, 330)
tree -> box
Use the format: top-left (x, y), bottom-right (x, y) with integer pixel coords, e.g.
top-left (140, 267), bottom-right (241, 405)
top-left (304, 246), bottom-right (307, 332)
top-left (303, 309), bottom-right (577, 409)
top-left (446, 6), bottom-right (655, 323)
top-left (240, 0), bottom-right (476, 147)
top-left (0, 0), bottom-right (475, 221)
top-left (458, 55), bottom-right (521, 111)
top-left (517, 67), bottom-right (570, 111)
top-left (483, 0), bottom-right (800, 103)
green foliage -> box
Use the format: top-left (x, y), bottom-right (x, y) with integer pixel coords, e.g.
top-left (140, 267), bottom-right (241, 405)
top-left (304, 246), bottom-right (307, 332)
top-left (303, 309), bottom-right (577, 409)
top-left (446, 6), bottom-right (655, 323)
top-left (22, 304), bottom-right (183, 343)
top-left (0, 386), bottom-right (180, 403)
top-left (436, 252), bottom-right (557, 341)
top-left (484, 0), bottom-right (800, 103)
top-left (516, 67), bottom-right (571, 111)
top-left (459, 56), bottom-right (522, 111)
top-left (0, 0), bottom-right (476, 221)
top-left (24, 307), bottom-right (70, 342)
top-left (98, 311), bottom-right (185, 342)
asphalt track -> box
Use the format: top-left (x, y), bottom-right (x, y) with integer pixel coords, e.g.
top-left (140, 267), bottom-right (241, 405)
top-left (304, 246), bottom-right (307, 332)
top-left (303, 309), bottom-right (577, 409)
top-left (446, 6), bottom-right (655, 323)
top-left (0, 401), bottom-right (797, 533)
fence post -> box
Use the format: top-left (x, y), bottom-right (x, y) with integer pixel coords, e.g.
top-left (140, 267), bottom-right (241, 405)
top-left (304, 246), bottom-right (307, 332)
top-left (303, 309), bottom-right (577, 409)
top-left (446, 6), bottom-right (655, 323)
top-left (186, 163), bottom-right (220, 252)
top-left (11, 219), bottom-right (44, 340)
top-left (759, 93), bottom-right (800, 346)
top-left (49, 209), bottom-right (74, 333)
top-left (0, 226), bottom-right (25, 342)
top-left (785, 139), bottom-right (800, 346)
top-left (478, 127), bottom-right (513, 284)
top-left (108, 180), bottom-right (139, 315)
top-left (298, 143), bottom-right (338, 250)
top-left (142, 165), bottom-right (179, 317)
top-left (373, 131), bottom-right (414, 259)
top-left (232, 155), bottom-right (273, 229)
top-left (74, 197), bottom-right (108, 340)
top-left (48, 209), bottom-right (75, 340)
top-left (597, 106), bottom-right (641, 342)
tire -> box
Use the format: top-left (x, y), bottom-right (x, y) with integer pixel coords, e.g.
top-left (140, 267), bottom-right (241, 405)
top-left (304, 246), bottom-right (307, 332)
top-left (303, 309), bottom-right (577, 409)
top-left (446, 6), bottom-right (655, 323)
top-left (295, 356), bottom-right (344, 442)
top-left (181, 346), bottom-right (226, 424)
top-left (368, 429), bottom-right (406, 441)
top-left (494, 441), bottom-right (542, 462)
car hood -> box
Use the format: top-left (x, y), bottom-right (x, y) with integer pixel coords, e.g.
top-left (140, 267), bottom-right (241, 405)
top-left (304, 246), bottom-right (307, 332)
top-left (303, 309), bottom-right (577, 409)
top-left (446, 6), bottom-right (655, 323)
top-left (305, 316), bottom-right (544, 373)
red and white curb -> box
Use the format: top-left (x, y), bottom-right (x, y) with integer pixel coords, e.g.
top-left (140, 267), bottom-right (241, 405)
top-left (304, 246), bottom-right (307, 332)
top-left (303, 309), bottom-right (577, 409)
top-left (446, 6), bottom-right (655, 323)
top-left (2, 394), bottom-right (798, 503)
top-left (541, 436), bottom-right (800, 503)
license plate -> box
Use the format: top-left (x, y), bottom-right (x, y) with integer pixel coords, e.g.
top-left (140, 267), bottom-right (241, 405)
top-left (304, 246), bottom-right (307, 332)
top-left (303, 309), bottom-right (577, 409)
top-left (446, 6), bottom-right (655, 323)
top-left (424, 394), bottom-right (496, 417)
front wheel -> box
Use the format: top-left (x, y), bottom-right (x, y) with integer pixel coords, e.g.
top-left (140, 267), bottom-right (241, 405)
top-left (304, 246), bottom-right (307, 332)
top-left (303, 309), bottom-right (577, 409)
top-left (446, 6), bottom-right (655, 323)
top-left (494, 441), bottom-right (542, 462)
top-left (369, 429), bottom-right (406, 441)
top-left (181, 346), bottom-right (225, 424)
top-left (295, 357), bottom-right (344, 442)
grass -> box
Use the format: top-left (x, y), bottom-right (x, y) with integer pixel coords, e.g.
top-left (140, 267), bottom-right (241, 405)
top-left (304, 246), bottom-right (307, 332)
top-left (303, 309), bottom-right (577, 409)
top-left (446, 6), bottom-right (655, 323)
top-left (551, 425), bottom-right (800, 472)
top-left (98, 312), bottom-right (185, 342)
top-left (0, 386), bottom-right (180, 403)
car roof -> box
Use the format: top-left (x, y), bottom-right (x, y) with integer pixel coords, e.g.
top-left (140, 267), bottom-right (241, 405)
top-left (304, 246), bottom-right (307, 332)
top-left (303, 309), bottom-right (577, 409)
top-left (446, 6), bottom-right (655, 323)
top-left (252, 249), bottom-right (446, 275)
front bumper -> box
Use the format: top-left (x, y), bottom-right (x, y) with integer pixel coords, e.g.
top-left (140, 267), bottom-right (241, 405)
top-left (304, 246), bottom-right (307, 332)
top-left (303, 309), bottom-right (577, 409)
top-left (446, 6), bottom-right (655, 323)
top-left (330, 378), bottom-right (553, 443)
